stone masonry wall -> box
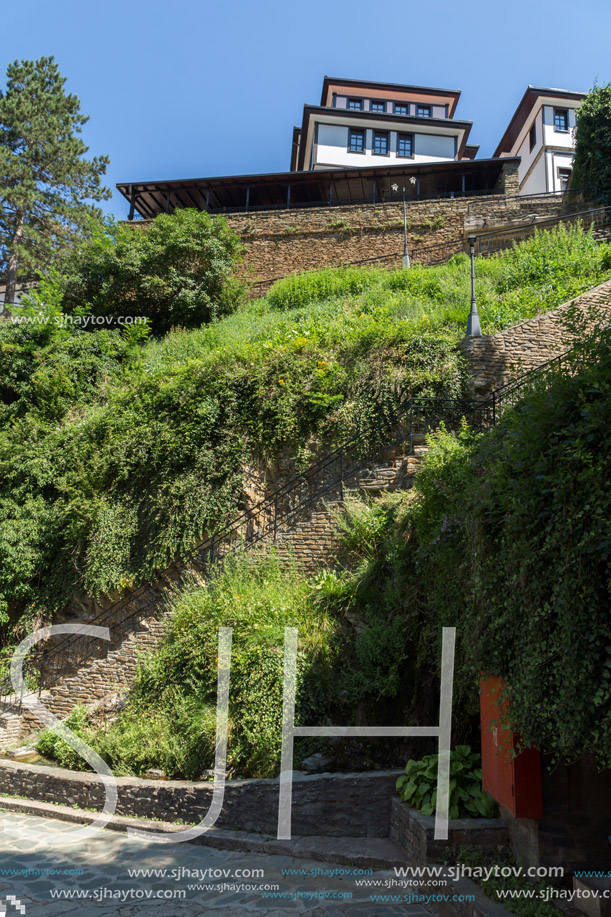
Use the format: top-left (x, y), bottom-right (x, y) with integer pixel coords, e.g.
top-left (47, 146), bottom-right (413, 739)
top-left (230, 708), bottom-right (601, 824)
top-left (270, 447), bottom-right (425, 572)
top-left (19, 612), bottom-right (170, 729)
top-left (0, 759), bottom-right (401, 837)
top-left (230, 199), bottom-right (466, 283)
top-left (390, 798), bottom-right (508, 865)
top-left (461, 278), bottom-right (611, 397)
top-left (224, 169), bottom-right (569, 286)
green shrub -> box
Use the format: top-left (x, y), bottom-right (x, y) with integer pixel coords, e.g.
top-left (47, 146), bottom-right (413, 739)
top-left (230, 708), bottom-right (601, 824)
top-left (396, 745), bottom-right (496, 818)
top-left (36, 705), bottom-right (92, 770)
top-left (55, 210), bottom-right (244, 334)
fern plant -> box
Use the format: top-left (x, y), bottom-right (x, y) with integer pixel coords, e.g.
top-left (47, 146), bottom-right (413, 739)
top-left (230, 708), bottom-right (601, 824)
top-left (396, 745), bottom-right (496, 819)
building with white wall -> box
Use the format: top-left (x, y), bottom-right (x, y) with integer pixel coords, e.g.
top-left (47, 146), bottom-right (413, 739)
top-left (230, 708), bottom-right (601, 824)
top-left (291, 76), bottom-right (478, 172)
top-left (494, 86), bottom-right (586, 195)
top-left (118, 76), bottom-right (589, 217)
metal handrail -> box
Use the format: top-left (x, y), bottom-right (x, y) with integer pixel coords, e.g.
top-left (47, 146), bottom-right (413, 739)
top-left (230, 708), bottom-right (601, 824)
top-left (250, 205), bottom-right (611, 298)
top-left (466, 186), bottom-right (599, 216)
top-left (0, 392), bottom-right (499, 714)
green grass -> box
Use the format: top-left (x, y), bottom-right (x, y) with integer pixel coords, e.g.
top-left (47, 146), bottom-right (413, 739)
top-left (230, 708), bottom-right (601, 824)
top-left (37, 555), bottom-right (343, 779)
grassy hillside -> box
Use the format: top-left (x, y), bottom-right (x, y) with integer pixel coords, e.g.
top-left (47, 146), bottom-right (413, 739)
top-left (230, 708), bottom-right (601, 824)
top-left (0, 224), bottom-right (609, 638)
top-left (39, 329), bottom-right (611, 777)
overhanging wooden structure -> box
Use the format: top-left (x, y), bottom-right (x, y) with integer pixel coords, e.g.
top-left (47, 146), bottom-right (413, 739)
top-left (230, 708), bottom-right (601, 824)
top-left (117, 157), bottom-right (519, 220)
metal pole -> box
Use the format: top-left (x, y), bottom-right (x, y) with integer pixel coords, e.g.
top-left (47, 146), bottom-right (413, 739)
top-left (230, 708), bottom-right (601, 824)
top-left (339, 448), bottom-right (344, 501)
top-left (409, 398), bottom-right (413, 454)
top-left (274, 495), bottom-right (278, 542)
top-left (402, 187), bottom-right (410, 268)
top-left (465, 235), bottom-right (482, 337)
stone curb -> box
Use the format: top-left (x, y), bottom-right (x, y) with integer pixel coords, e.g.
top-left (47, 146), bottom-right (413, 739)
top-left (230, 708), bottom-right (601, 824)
top-left (0, 795), bottom-right (406, 868)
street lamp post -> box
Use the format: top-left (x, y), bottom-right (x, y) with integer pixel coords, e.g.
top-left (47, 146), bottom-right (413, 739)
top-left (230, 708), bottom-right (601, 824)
top-left (465, 234), bottom-right (481, 337)
top-left (392, 183), bottom-right (410, 267)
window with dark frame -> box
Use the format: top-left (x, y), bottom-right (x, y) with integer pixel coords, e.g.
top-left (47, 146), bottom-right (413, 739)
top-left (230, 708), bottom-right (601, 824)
top-left (348, 128), bottom-right (365, 153)
top-left (529, 122), bottom-right (536, 151)
top-left (394, 103), bottom-right (409, 116)
top-left (373, 130), bottom-right (389, 155)
top-left (557, 167), bottom-right (572, 191)
top-left (397, 132), bottom-right (414, 158)
top-left (347, 97), bottom-right (363, 111)
top-left (416, 104), bottom-right (431, 118)
top-left (371, 100), bottom-right (386, 113)
top-left (554, 108), bottom-right (569, 132)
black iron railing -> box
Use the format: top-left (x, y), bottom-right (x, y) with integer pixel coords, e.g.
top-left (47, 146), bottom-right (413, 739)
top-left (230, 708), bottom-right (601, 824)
top-left (250, 205), bottom-right (611, 299)
top-left (0, 392), bottom-right (500, 716)
top-left (465, 186), bottom-right (599, 217)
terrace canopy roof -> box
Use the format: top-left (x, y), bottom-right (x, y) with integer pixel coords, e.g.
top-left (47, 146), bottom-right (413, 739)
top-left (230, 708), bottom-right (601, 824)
top-left (117, 157), bottom-right (518, 220)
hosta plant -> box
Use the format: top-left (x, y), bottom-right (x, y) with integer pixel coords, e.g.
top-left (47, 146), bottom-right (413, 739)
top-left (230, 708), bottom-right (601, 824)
top-left (396, 745), bottom-right (496, 819)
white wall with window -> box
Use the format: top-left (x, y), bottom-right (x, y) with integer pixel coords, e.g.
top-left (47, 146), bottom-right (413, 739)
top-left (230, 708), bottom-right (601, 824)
top-left (498, 92), bottom-right (583, 196)
top-left (312, 122), bottom-right (458, 169)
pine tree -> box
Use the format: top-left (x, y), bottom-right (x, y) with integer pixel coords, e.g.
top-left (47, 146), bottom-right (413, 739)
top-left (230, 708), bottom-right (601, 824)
top-left (0, 56), bottom-right (110, 305)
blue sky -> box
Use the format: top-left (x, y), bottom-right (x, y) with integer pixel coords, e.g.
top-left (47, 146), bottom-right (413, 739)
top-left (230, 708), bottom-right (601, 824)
top-left (2, 0), bottom-right (610, 218)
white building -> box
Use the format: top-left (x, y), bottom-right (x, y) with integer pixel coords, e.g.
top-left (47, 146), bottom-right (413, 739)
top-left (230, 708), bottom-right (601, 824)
top-left (290, 76), bottom-right (478, 172)
top-left (494, 86), bottom-right (586, 195)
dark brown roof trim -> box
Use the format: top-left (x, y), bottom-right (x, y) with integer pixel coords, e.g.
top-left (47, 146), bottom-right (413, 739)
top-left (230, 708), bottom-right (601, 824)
top-left (290, 126), bottom-right (301, 172)
top-left (320, 75), bottom-right (461, 107)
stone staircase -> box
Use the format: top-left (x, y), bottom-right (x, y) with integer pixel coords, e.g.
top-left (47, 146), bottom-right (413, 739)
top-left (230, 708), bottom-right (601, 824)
top-left (1, 439), bottom-right (427, 748)
top-left (19, 612), bottom-right (171, 733)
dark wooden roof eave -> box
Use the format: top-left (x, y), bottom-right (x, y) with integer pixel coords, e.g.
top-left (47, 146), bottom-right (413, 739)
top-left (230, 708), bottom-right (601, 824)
top-left (320, 75), bottom-right (462, 111)
top-left (117, 156), bottom-right (518, 218)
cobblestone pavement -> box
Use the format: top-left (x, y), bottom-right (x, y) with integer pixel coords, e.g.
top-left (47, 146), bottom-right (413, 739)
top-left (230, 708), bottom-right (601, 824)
top-left (0, 811), bottom-right (431, 916)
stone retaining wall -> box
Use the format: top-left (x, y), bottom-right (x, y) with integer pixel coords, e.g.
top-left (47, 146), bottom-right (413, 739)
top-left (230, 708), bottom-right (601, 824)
top-left (19, 613), bottom-right (170, 729)
top-left (224, 170), bottom-right (578, 285)
top-left (461, 278), bottom-right (611, 397)
top-left (390, 797), bottom-right (508, 864)
top-left (0, 759), bottom-right (400, 837)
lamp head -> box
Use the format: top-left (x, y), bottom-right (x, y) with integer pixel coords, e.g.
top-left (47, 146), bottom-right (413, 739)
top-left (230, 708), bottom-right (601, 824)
top-left (468, 234), bottom-right (477, 248)
top-left (391, 183), bottom-right (399, 192)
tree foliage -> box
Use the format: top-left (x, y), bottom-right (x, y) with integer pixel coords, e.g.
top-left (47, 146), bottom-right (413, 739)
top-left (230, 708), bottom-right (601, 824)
top-left (337, 333), bottom-right (611, 767)
top-left (55, 209), bottom-right (244, 334)
top-left (0, 56), bottom-right (110, 302)
top-left (571, 84), bottom-right (611, 201)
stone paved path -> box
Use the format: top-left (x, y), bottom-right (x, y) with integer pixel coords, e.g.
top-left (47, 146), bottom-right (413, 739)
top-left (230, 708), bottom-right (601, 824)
top-left (0, 811), bottom-right (431, 916)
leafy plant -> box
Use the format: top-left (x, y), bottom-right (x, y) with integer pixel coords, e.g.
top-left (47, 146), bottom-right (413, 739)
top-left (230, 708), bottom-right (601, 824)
top-left (396, 745), bottom-right (496, 818)
top-left (54, 209), bottom-right (244, 335)
top-left (572, 84), bottom-right (611, 202)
